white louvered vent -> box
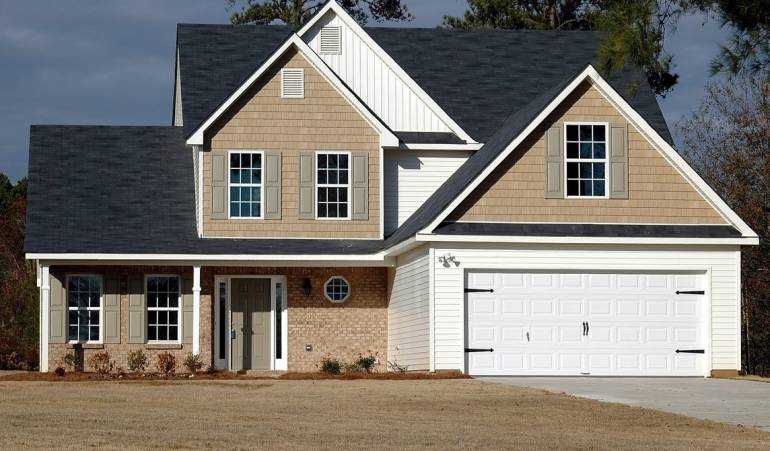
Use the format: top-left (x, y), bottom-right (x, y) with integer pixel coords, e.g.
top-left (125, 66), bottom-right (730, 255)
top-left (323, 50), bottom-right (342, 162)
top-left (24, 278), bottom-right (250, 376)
top-left (319, 26), bottom-right (342, 55)
top-left (281, 68), bottom-right (304, 98)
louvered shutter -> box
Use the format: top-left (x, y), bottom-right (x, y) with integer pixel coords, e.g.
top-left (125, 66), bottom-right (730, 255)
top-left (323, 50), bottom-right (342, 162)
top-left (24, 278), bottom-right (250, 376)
top-left (264, 152), bottom-right (282, 219)
top-left (609, 123), bottom-right (629, 199)
top-left (211, 154), bottom-right (227, 219)
top-left (49, 273), bottom-right (66, 344)
top-left (103, 275), bottom-right (121, 344)
top-left (281, 69), bottom-right (304, 98)
top-left (544, 125), bottom-right (564, 198)
top-left (298, 152), bottom-right (315, 219)
top-left (351, 153), bottom-right (369, 220)
top-left (127, 275), bottom-right (145, 344)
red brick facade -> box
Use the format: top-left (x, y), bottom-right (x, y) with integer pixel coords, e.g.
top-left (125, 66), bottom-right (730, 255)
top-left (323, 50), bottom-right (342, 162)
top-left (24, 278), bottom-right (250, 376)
top-left (48, 266), bottom-right (388, 373)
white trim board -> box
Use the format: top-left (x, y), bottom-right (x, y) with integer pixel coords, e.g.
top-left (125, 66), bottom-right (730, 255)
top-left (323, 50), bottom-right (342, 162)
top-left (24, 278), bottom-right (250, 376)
top-left (416, 233), bottom-right (758, 246)
top-left (297, 1), bottom-right (477, 144)
top-left (418, 65), bottom-right (758, 240)
top-left (186, 34), bottom-right (398, 148)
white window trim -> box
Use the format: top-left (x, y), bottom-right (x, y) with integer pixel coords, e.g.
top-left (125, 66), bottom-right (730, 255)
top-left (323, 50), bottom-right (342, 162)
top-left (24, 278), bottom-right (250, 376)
top-left (563, 121), bottom-right (610, 199)
top-left (323, 276), bottom-right (351, 303)
top-left (315, 151), bottom-right (352, 220)
top-left (145, 274), bottom-right (182, 345)
top-left (280, 68), bottom-right (305, 99)
top-left (227, 150), bottom-right (265, 220)
top-left (66, 274), bottom-right (104, 345)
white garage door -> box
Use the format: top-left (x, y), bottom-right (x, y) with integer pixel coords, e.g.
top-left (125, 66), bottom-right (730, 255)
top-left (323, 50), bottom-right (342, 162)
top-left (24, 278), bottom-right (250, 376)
top-left (466, 271), bottom-right (706, 376)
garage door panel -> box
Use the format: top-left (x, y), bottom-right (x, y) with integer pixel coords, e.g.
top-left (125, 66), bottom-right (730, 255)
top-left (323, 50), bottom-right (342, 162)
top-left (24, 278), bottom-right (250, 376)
top-left (466, 270), bottom-right (706, 376)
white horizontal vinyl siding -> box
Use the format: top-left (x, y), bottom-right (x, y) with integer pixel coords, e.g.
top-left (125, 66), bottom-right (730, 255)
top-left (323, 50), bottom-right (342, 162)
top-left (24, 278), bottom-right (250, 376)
top-left (304, 12), bottom-right (453, 133)
top-left (388, 245), bottom-right (430, 370)
top-left (429, 243), bottom-right (741, 374)
top-left (384, 149), bottom-right (471, 234)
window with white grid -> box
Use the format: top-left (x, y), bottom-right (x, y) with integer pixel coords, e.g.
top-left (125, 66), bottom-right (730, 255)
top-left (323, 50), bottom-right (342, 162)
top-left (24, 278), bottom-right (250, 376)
top-left (316, 152), bottom-right (350, 219)
top-left (324, 277), bottom-right (350, 303)
top-left (565, 123), bottom-right (608, 197)
top-left (229, 152), bottom-right (262, 218)
top-left (147, 276), bottom-right (180, 342)
top-left (67, 275), bottom-right (101, 343)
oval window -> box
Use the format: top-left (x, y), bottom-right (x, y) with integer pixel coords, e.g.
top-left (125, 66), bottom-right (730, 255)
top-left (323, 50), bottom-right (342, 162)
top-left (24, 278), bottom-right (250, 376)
top-left (324, 276), bottom-right (350, 303)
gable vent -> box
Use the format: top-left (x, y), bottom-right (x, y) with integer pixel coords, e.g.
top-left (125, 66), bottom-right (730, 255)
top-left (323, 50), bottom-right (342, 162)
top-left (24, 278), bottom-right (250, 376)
top-left (319, 26), bottom-right (342, 55)
top-left (281, 68), bottom-right (304, 99)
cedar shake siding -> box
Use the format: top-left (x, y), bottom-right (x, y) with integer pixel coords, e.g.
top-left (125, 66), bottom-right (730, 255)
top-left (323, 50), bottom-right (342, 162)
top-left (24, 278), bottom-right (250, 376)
top-left (47, 266), bottom-right (387, 373)
top-left (202, 48), bottom-right (381, 239)
top-left (449, 82), bottom-right (726, 225)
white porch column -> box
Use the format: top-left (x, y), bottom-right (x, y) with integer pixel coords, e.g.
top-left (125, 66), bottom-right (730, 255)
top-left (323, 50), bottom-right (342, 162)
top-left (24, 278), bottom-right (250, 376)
top-left (192, 266), bottom-right (201, 355)
top-left (39, 264), bottom-right (50, 372)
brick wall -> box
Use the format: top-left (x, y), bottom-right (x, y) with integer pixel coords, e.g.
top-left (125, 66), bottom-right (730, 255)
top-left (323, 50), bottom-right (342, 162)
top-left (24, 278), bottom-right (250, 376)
top-left (48, 266), bottom-right (387, 373)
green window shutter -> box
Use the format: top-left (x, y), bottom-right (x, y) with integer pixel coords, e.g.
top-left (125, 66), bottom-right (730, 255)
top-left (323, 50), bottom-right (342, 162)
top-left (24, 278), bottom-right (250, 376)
top-left (609, 123), bottom-right (629, 199)
top-left (211, 154), bottom-right (227, 219)
top-left (103, 275), bottom-right (121, 344)
top-left (351, 153), bottom-right (369, 220)
top-left (181, 278), bottom-right (194, 344)
top-left (48, 273), bottom-right (66, 344)
top-left (298, 152), bottom-right (315, 219)
top-left (264, 152), bottom-right (282, 220)
top-left (127, 275), bottom-right (146, 344)
top-left (544, 125), bottom-right (564, 198)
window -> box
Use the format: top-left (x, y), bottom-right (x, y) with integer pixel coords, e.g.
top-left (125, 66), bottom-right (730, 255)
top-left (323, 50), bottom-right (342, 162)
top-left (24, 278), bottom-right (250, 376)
top-left (316, 152), bottom-right (350, 219)
top-left (281, 68), bottom-right (304, 98)
top-left (324, 277), bottom-right (350, 303)
top-left (147, 276), bottom-right (180, 342)
top-left (565, 123), bottom-right (607, 197)
top-left (67, 275), bottom-right (101, 342)
top-left (229, 152), bottom-right (262, 218)
top-left (319, 26), bottom-right (342, 54)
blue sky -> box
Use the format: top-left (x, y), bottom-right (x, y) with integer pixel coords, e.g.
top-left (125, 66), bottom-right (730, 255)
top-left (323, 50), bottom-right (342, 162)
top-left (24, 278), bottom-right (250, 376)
top-left (0, 0), bottom-right (728, 182)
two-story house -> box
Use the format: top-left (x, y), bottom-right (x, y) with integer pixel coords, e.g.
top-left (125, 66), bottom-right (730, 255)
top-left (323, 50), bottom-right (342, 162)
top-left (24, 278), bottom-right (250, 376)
top-left (25, 1), bottom-right (758, 376)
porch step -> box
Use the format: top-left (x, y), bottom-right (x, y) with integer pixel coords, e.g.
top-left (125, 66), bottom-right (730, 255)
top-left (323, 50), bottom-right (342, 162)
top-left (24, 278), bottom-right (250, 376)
top-left (243, 370), bottom-right (286, 378)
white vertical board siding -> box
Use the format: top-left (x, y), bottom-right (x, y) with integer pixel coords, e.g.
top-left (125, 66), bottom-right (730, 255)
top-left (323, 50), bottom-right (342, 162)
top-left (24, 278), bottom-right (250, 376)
top-left (384, 149), bottom-right (471, 234)
top-left (388, 245), bottom-right (430, 370)
top-left (430, 243), bottom-right (741, 374)
top-left (304, 13), bottom-right (453, 133)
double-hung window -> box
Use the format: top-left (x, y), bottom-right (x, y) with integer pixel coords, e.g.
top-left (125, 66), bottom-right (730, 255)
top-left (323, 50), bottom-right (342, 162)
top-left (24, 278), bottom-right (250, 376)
top-left (565, 123), bottom-right (607, 197)
top-left (147, 276), bottom-right (180, 342)
top-left (316, 152), bottom-right (350, 219)
top-left (67, 275), bottom-right (102, 343)
top-left (229, 152), bottom-right (262, 218)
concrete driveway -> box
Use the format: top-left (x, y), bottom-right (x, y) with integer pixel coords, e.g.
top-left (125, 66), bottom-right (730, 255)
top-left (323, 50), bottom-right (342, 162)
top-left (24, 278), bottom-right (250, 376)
top-left (480, 377), bottom-right (770, 431)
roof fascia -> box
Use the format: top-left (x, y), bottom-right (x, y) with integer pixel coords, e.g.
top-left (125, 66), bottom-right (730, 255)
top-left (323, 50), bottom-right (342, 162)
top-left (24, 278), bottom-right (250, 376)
top-left (415, 233), bottom-right (759, 246)
top-left (418, 65), bottom-right (758, 239)
top-left (297, 0), bottom-right (478, 144)
top-left (186, 33), bottom-right (398, 148)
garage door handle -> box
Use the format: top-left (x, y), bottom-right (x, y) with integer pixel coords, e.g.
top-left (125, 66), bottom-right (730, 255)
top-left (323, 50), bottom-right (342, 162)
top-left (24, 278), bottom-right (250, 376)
top-left (676, 290), bottom-right (705, 295)
top-left (465, 288), bottom-right (494, 293)
top-left (465, 348), bottom-right (494, 353)
top-left (675, 349), bottom-right (705, 354)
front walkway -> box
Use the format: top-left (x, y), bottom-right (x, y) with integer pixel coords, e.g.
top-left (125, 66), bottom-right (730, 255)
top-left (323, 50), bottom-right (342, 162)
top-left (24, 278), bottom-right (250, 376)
top-left (480, 377), bottom-right (770, 431)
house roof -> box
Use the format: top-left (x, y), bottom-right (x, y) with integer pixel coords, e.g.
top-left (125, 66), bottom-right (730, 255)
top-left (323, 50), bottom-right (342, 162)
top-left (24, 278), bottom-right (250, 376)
top-left (176, 24), bottom-right (673, 144)
top-left (433, 222), bottom-right (742, 239)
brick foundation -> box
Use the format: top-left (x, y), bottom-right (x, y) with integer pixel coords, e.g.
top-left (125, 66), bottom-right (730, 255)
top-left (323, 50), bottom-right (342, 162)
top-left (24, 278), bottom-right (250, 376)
top-left (47, 266), bottom-right (387, 373)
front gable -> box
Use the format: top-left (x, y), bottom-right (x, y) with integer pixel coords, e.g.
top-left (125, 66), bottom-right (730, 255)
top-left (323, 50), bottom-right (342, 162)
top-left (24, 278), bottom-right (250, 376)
top-left (448, 82), bottom-right (727, 225)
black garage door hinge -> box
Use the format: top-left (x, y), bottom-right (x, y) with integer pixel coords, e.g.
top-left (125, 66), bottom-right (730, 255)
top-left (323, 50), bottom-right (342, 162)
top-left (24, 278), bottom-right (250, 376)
top-left (676, 290), bottom-right (705, 295)
top-left (675, 349), bottom-right (705, 354)
top-left (465, 288), bottom-right (494, 293)
top-left (465, 348), bottom-right (494, 353)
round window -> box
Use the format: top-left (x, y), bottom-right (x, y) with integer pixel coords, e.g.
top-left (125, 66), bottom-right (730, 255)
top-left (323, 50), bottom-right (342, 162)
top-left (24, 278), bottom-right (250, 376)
top-left (324, 276), bottom-right (350, 303)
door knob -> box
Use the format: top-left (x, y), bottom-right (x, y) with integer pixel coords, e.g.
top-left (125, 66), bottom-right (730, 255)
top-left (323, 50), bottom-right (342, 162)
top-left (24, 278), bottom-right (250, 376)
top-left (230, 329), bottom-right (236, 339)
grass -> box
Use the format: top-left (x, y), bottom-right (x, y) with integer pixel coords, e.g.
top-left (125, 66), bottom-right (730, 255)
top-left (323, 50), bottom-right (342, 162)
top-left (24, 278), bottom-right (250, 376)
top-left (0, 379), bottom-right (767, 450)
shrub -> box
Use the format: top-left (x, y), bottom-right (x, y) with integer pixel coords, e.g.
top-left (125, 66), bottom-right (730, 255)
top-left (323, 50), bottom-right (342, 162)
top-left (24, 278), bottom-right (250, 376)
top-left (387, 359), bottom-right (408, 373)
top-left (182, 353), bottom-right (204, 374)
top-left (62, 352), bottom-right (82, 372)
top-left (54, 366), bottom-right (66, 377)
top-left (319, 356), bottom-right (342, 374)
top-left (354, 353), bottom-right (377, 373)
top-left (127, 349), bottom-right (148, 372)
top-left (156, 352), bottom-right (176, 376)
top-left (87, 352), bottom-right (115, 375)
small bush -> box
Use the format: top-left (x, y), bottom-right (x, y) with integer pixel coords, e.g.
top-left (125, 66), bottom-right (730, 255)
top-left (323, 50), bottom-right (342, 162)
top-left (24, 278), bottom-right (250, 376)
top-left (354, 353), bottom-right (377, 373)
top-left (182, 353), bottom-right (204, 374)
top-left (343, 362), bottom-right (365, 373)
top-left (127, 349), bottom-right (149, 372)
top-left (319, 357), bottom-right (342, 374)
top-left (87, 352), bottom-right (115, 375)
top-left (62, 352), bottom-right (82, 372)
top-left (156, 352), bottom-right (176, 376)
top-left (54, 366), bottom-right (66, 377)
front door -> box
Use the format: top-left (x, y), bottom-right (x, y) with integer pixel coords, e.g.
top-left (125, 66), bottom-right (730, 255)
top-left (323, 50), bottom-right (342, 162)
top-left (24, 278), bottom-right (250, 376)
top-left (231, 278), bottom-right (272, 371)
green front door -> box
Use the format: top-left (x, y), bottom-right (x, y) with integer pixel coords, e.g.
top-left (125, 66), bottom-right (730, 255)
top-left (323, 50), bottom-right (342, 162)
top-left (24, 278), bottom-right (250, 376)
top-left (231, 279), bottom-right (272, 371)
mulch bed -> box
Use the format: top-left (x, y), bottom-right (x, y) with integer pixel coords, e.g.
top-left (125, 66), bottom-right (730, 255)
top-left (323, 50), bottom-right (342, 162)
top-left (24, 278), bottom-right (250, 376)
top-left (0, 370), bottom-right (470, 382)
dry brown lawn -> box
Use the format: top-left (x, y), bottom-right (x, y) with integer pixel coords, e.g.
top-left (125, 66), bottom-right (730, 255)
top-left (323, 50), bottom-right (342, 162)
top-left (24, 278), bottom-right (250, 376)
top-left (0, 379), bottom-right (767, 450)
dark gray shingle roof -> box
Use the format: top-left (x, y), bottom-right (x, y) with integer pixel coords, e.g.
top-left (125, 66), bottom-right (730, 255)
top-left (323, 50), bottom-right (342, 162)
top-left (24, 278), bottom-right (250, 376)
top-left (434, 222), bottom-right (741, 239)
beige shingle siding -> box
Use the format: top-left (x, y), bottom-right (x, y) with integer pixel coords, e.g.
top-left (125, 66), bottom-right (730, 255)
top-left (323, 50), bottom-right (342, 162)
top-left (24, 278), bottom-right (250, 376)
top-left (450, 82), bottom-right (726, 225)
top-left (202, 49), bottom-right (381, 238)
